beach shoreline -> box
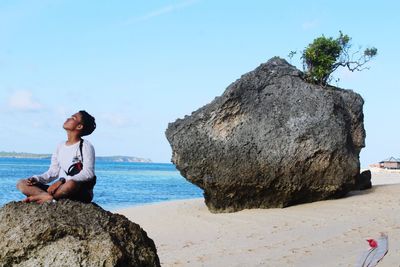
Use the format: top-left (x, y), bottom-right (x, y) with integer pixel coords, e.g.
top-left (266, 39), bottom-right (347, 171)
top-left (116, 170), bottom-right (400, 266)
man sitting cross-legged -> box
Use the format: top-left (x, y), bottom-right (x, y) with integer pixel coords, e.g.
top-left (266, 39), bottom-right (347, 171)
top-left (17, 110), bottom-right (97, 204)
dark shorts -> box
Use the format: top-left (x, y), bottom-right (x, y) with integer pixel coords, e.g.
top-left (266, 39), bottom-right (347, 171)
top-left (35, 183), bottom-right (50, 192)
top-left (69, 182), bottom-right (94, 203)
top-left (35, 177), bottom-right (96, 203)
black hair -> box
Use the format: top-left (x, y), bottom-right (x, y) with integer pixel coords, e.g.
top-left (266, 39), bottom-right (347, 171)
top-left (78, 110), bottom-right (96, 136)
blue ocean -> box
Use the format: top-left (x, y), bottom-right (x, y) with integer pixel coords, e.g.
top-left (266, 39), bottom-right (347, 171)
top-left (0, 158), bottom-right (203, 211)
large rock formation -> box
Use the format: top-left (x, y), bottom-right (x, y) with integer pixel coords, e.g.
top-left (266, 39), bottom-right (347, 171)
top-left (0, 200), bottom-right (160, 267)
top-left (166, 57), bottom-right (365, 213)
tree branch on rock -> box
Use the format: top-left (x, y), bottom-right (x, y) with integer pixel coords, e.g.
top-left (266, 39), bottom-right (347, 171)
top-left (300, 31), bottom-right (377, 86)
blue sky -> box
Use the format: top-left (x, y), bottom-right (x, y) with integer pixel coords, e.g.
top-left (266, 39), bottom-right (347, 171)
top-left (0, 0), bottom-right (399, 166)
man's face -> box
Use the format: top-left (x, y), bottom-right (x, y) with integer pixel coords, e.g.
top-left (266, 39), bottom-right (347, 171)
top-left (63, 112), bottom-right (83, 132)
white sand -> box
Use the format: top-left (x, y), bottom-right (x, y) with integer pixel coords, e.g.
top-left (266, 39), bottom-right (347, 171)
top-left (116, 171), bottom-right (400, 267)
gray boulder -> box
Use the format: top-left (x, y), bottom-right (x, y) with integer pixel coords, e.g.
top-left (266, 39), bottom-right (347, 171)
top-left (354, 170), bottom-right (372, 190)
top-left (0, 200), bottom-right (160, 267)
top-left (166, 57), bottom-right (365, 213)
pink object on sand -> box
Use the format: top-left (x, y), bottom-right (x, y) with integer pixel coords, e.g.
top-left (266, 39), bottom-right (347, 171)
top-left (356, 233), bottom-right (388, 267)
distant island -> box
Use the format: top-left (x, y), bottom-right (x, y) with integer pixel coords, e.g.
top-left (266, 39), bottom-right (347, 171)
top-left (0, 151), bottom-right (152, 163)
top-left (96, 156), bottom-right (152, 163)
top-left (0, 152), bottom-right (50, 159)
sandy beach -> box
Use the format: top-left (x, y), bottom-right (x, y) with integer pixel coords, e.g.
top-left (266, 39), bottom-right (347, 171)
top-left (116, 170), bottom-right (400, 266)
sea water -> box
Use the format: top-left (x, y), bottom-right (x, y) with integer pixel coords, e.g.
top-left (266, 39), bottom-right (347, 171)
top-left (0, 158), bottom-right (203, 211)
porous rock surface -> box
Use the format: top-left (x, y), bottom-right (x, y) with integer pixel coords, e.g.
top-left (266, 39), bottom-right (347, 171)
top-left (166, 57), bottom-right (365, 212)
top-left (0, 200), bottom-right (160, 267)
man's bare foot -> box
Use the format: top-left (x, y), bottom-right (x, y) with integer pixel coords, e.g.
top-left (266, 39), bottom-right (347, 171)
top-left (22, 194), bottom-right (53, 204)
top-left (36, 194), bottom-right (54, 204)
top-left (22, 197), bottom-right (31, 203)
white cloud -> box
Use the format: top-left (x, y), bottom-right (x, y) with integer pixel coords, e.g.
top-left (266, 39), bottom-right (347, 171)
top-left (301, 19), bottom-right (319, 30)
top-left (101, 112), bottom-right (134, 128)
top-left (126, 0), bottom-right (199, 24)
top-left (8, 90), bottom-right (43, 111)
top-left (31, 121), bottom-right (44, 128)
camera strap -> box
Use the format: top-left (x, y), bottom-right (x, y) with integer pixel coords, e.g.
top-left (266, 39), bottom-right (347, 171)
top-left (79, 139), bottom-right (84, 163)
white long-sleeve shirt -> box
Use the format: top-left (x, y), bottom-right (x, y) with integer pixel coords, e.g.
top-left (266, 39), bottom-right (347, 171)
top-left (33, 139), bottom-right (95, 184)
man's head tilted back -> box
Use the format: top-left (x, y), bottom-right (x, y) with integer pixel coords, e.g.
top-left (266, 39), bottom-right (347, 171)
top-left (78, 110), bottom-right (96, 137)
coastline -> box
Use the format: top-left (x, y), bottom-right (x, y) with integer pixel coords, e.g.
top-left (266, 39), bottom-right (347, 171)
top-left (116, 170), bottom-right (400, 267)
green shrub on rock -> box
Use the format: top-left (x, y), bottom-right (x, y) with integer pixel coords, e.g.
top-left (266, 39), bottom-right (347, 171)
top-left (301, 31), bottom-right (377, 86)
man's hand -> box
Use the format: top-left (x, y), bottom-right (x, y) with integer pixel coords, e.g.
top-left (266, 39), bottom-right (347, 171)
top-left (26, 177), bottom-right (38, 186)
top-left (47, 181), bottom-right (63, 195)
